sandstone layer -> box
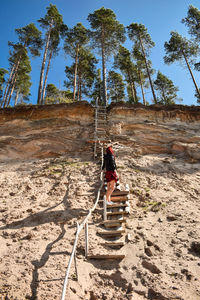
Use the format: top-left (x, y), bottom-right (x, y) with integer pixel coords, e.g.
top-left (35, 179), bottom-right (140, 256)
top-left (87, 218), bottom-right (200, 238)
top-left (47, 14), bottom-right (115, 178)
top-left (0, 102), bottom-right (200, 161)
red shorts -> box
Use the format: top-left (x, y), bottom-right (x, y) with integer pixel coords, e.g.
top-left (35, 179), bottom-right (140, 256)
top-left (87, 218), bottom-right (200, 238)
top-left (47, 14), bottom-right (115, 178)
top-left (105, 170), bottom-right (118, 183)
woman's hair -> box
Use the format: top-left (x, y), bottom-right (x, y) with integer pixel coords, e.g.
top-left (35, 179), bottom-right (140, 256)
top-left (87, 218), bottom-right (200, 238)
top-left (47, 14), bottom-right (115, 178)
top-left (106, 146), bottom-right (114, 156)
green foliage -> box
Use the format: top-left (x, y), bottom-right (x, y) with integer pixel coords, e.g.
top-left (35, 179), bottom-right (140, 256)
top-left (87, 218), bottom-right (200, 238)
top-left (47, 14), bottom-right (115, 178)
top-left (45, 83), bottom-right (73, 104)
top-left (65, 48), bottom-right (98, 100)
top-left (38, 4), bottom-right (64, 30)
top-left (64, 23), bottom-right (89, 58)
top-left (182, 5), bottom-right (200, 42)
top-left (154, 71), bottom-right (181, 105)
top-left (87, 7), bottom-right (125, 57)
top-left (114, 45), bottom-right (139, 103)
top-left (164, 31), bottom-right (199, 64)
top-left (127, 23), bottom-right (155, 52)
top-left (15, 23), bottom-right (42, 56)
top-left (90, 68), bottom-right (103, 105)
top-left (0, 68), bottom-right (8, 100)
top-left (107, 70), bottom-right (125, 102)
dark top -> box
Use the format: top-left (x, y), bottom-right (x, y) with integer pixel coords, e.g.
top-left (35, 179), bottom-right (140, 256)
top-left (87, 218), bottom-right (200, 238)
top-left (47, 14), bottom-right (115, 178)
top-left (102, 154), bottom-right (117, 172)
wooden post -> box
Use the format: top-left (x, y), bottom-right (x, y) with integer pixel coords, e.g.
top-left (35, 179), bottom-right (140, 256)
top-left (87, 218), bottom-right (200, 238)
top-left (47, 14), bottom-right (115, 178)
top-left (85, 221), bottom-right (88, 258)
top-left (103, 195), bottom-right (107, 221)
top-left (74, 249), bottom-right (78, 281)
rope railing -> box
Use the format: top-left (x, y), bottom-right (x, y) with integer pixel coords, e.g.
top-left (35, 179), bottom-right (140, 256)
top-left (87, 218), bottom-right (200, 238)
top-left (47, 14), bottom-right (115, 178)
top-left (61, 145), bottom-right (104, 300)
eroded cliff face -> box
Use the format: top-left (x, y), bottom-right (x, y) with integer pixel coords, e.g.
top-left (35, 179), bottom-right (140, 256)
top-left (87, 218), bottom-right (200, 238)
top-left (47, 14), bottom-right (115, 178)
top-left (0, 102), bottom-right (200, 161)
top-left (107, 103), bottom-right (200, 160)
top-left (0, 102), bottom-right (94, 161)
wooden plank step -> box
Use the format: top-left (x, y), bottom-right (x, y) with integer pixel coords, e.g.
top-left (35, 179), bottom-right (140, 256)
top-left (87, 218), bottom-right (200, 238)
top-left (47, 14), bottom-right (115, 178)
top-left (97, 229), bottom-right (125, 236)
top-left (99, 199), bottom-right (128, 204)
top-left (101, 191), bottom-right (129, 197)
top-left (101, 219), bottom-right (125, 225)
top-left (112, 191), bottom-right (129, 196)
top-left (107, 211), bottom-right (129, 216)
top-left (96, 128), bottom-right (106, 131)
top-left (111, 196), bottom-right (129, 201)
top-left (104, 222), bottom-right (124, 228)
top-left (101, 242), bottom-right (125, 247)
top-left (106, 204), bottom-right (128, 208)
top-left (87, 254), bottom-right (125, 260)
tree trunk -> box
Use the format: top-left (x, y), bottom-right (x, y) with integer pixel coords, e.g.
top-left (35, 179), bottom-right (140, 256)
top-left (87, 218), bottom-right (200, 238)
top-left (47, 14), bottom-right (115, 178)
top-left (127, 70), bottom-right (136, 102)
top-left (138, 70), bottom-right (146, 105)
top-left (182, 50), bottom-right (200, 98)
top-left (6, 74), bottom-right (18, 107)
top-left (14, 90), bottom-right (19, 106)
top-left (79, 75), bottom-right (82, 101)
top-left (1, 64), bottom-right (15, 107)
top-left (132, 80), bottom-right (138, 103)
top-left (101, 26), bottom-right (107, 106)
top-left (139, 34), bottom-right (157, 104)
top-left (73, 45), bottom-right (79, 101)
top-left (42, 49), bottom-right (53, 105)
top-left (3, 58), bottom-right (21, 108)
top-left (37, 21), bottom-right (53, 105)
top-left (77, 73), bottom-right (80, 101)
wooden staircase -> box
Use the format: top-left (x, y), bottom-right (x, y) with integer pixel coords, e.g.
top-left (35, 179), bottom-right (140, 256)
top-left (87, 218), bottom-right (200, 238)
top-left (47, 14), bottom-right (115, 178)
top-left (94, 105), bottom-right (108, 158)
top-left (87, 184), bottom-right (130, 260)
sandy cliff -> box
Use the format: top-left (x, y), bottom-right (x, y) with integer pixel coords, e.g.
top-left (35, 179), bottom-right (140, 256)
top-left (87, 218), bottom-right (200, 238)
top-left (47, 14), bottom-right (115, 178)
top-left (0, 102), bottom-right (200, 161)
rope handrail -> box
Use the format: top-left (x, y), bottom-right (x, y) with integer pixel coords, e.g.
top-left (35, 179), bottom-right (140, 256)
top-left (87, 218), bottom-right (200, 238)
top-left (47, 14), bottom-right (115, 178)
top-left (61, 145), bottom-right (104, 300)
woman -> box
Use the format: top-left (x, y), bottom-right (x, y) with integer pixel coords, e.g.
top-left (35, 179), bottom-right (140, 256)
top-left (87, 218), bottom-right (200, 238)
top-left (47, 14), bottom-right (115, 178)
top-left (102, 145), bottom-right (118, 205)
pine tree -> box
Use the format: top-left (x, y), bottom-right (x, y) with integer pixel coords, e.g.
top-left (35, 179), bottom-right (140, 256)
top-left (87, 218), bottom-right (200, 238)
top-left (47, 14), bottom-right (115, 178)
top-left (154, 71), bottom-right (181, 105)
top-left (164, 31), bottom-right (200, 100)
top-left (127, 23), bottom-right (157, 103)
top-left (45, 83), bottom-right (73, 104)
top-left (2, 23), bottom-right (42, 107)
top-left (114, 45), bottom-right (138, 103)
top-left (87, 7), bottom-right (125, 106)
top-left (90, 69), bottom-right (103, 105)
top-left (64, 48), bottom-right (97, 101)
top-left (132, 45), bottom-right (154, 105)
top-left (37, 4), bottom-right (67, 105)
top-left (107, 70), bottom-right (125, 102)
top-left (13, 50), bottom-right (32, 106)
top-left (64, 23), bottom-right (89, 101)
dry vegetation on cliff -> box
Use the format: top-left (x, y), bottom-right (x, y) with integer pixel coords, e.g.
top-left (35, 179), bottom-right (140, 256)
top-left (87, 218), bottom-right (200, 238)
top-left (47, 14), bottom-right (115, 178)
top-left (0, 151), bottom-right (200, 300)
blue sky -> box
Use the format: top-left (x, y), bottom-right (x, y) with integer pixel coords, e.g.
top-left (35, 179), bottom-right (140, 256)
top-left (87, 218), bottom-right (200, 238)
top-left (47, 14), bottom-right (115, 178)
top-left (0, 0), bottom-right (200, 106)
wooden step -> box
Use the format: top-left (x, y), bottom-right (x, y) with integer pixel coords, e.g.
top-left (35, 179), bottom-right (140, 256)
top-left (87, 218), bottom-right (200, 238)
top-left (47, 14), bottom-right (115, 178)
top-left (106, 211), bottom-right (129, 216)
top-left (106, 203), bottom-right (128, 208)
top-left (101, 190), bottom-right (128, 197)
top-left (101, 242), bottom-right (125, 247)
top-left (87, 254), bottom-right (125, 260)
top-left (104, 222), bottom-right (124, 228)
top-left (97, 229), bottom-right (125, 236)
top-left (96, 128), bottom-right (106, 131)
top-left (111, 196), bottom-right (129, 202)
top-left (101, 219), bottom-right (125, 225)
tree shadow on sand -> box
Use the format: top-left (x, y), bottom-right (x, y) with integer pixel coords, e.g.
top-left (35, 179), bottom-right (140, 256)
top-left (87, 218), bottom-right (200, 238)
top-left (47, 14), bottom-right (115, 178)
top-left (0, 184), bottom-right (88, 231)
top-left (29, 223), bottom-right (67, 300)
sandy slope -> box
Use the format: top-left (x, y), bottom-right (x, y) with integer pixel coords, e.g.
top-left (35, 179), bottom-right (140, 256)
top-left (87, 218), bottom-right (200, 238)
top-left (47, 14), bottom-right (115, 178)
top-left (0, 153), bottom-right (200, 300)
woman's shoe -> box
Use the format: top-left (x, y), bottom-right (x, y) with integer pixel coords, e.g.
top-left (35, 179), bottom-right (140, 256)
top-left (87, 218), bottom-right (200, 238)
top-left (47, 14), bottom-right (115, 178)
top-left (106, 201), bottom-right (114, 205)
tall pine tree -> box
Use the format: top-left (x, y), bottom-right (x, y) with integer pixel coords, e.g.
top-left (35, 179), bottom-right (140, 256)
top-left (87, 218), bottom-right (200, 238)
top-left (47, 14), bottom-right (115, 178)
top-left (154, 71), bottom-right (181, 105)
top-left (37, 4), bottom-right (67, 105)
top-left (64, 23), bottom-right (89, 101)
top-left (164, 31), bottom-right (200, 100)
top-left (87, 7), bottom-right (125, 106)
top-left (127, 23), bottom-right (157, 103)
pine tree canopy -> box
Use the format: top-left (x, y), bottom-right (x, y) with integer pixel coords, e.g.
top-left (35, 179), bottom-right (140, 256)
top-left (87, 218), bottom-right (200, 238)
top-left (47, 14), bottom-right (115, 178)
top-left (154, 71), bottom-right (180, 105)
top-left (87, 7), bottom-right (125, 56)
top-left (15, 23), bottom-right (42, 56)
top-left (182, 5), bottom-right (200, 42)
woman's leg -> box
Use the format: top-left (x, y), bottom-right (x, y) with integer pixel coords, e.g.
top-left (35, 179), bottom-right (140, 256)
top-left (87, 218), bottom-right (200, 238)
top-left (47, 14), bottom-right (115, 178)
top-left (106, 180), bottom-right (116, 202)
